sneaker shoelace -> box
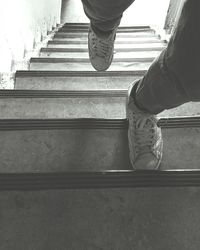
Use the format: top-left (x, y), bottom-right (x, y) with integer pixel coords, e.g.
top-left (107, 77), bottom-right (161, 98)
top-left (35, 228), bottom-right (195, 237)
top-left (134, 116), bottom-right (156, 155)
top-left (91, 35), bottom-right (113, 58)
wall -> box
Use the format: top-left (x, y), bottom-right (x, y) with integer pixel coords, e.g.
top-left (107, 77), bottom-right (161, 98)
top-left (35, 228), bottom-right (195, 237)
top-left (121, 0), bottom-right (171, 40)
top-left (0, 0), bottom-right (62, 87)
top-left (164, 0), bottom-right (186, 34)
top-left (60, 0), bottom-right (171, 39)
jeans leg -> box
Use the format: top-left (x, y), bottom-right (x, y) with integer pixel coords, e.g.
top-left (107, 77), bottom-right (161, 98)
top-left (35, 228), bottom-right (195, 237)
top-left (81, 0), bottom-right (135, 31)
top-left (133, 0), bottom-right (200, 115)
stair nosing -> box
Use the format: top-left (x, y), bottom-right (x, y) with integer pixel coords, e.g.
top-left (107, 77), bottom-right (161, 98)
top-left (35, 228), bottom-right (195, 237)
top-left (15, 70), bottom-right (147, 78)
top-left (40, 47), bottom-right (165, 53)
top-left (0, 89), bottom-right (127, 98)
top-left (0, 170), bottom-right (200, 190)
top-left (30, 57), bottom-right (155, 63)
top-left (0, 117), bottom-right (199, 130)
top-left (62, 23), bottom-right (151, 29)
top-left (54, 33), bottom-right (159, 39)
top-left (49, 40), bottom-right (167, 45)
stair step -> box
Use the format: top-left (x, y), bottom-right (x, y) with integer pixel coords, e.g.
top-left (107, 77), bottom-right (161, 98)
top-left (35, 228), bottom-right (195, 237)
top-left (39, 48), bottom-right (161, 59)
top-left (0, 118), bottom-right (200, 172)
top-left (42, 47), bottom-right (165, 52)
top-left (62, 23), bottom-right (151, 29)
top-left (15, 70), bottom-right (146, 90)
top-left (1, 186), bottom-right (199, 250)
top-left (0, 90), bottom-right (126, 119)
top-left (47, 41), bottom-right (166, 49)
top-left (54, 32), bottom-right (158, 39)
top-left (29, 57), bottom-right (153, 71)
top-left (0, 90), bottom-right (200, 119)
top-left (49, 39), bottom-right (166, 45)
top-left (52, 36), bottom-right (162, 43)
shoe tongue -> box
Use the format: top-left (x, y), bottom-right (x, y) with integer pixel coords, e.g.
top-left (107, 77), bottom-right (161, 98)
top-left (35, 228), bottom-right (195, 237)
top-left (136, 118), bottom-right (153, 152)
top-left (136, 117), bottom-right (151, 129)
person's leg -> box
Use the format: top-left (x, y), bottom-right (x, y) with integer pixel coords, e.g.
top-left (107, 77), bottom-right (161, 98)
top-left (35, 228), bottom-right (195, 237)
top-left (81, 0), bottom-right (135, 32)
top-left (82, 0), bottom-right (135, 71)
top-left (128, 0), bottom-right (199, 169)
top-left (133, 0), bottom-right (199, 114)
top-left (82, 0), bottom-right (136, 71)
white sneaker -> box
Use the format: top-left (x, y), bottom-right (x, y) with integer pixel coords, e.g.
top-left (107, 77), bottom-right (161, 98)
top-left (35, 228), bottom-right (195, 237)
top-left (127, 80), bottom-right (163, 170)
top-left (88, 24), bottom-right (116, 71)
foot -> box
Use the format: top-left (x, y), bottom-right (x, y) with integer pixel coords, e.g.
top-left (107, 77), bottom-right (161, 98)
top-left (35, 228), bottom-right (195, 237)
top-left (88, 24), bottom-right (116, 71)
top-left (127, 80), bottom-right (163, 170)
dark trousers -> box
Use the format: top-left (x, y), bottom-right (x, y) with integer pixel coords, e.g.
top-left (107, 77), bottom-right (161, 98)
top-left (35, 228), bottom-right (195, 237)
top-left (81, 0), bottom-right (200, 114)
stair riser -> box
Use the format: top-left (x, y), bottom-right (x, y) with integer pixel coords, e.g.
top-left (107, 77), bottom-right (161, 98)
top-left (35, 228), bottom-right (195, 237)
top-left (0, 127), bottom-right (200, 172)
top-left (15, 76), bottom-right (141, 90)
top-left (39, 51), bottom-right (160, 59)
top-left (30, 61), bottom-right (152, 71)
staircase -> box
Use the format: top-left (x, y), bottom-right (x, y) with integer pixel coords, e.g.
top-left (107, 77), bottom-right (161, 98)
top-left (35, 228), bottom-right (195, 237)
top-left (2, 22), bottom-right (200, 173)
top-left (1, 23), bottom-right (200, 250)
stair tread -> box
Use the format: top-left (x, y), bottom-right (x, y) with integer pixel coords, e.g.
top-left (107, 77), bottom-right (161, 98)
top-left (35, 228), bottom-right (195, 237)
top-left (0, 90), bottom-right (199, 119)
top-left (15, 70), bottom-right (145, 90)
top-left (29, 58), bottom-right (153, 71)
top-left (0, 122), bottom-right (199, 172)
top-left (14, 70), bottom-right (145, 90)
top-left (39, 50), bottom-right (160, 59)
top-left (1, 187), bottom-right (199, 250)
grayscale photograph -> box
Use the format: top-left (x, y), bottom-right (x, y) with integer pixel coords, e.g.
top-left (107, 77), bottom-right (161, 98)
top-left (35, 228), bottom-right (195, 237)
top-left (0, 0), bottom-right (199, 249)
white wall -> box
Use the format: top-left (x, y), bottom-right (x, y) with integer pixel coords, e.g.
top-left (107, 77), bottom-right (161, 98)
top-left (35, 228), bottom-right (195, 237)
top-left (121, 0), bottom-right (171, 35)
top-left (0, 0), bottom-right (62, 73)
top-left (61, 0), bottom-right (170, 35)
top-left (165, 0), bottom-right (186, 34)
